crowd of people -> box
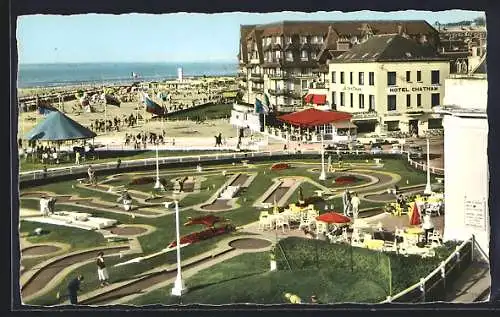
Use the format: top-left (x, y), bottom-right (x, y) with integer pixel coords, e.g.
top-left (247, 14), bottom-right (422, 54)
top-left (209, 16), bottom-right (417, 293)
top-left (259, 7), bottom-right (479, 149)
top-left (124, 130), bottom-right (168, 149)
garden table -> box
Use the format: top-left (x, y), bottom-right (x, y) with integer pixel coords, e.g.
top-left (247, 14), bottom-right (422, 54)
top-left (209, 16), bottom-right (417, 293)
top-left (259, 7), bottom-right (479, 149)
top-left (364, 239), bottom-right (384, 250)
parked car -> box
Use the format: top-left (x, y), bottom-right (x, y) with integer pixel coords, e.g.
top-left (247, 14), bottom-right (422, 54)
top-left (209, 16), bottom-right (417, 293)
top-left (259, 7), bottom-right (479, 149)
top-left (370, 143), bottom-right (383, 155)
top-left (352, 144), bottom-right (366, 152)
top-left (408, 145), bottom-right (424, 159)
top-left (391, 143), bottom-right (402, 154)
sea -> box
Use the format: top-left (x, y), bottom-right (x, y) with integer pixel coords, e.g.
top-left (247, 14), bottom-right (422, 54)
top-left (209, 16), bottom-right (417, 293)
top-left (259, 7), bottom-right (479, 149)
top-left (17, 62), bottom-right (238, 89)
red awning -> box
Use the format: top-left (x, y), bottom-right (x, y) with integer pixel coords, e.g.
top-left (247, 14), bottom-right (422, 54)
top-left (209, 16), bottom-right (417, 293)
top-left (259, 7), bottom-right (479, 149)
top-left (304, 94), bottom-right (327, 105)
top-left (312, 94), bottom-right (327, 105)
top-left (278, 108), bottom-right (353, 128)
top-left (316, 212), bottom-right (352, 224)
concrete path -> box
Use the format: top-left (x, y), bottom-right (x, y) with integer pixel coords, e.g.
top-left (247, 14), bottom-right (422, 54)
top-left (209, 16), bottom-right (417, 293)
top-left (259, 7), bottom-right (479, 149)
top-left (447, 262), bottom-right (491, 302)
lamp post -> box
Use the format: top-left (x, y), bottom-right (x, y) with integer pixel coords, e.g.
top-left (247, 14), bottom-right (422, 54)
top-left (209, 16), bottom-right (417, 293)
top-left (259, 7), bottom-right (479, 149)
top-left (424, 138), bottom-right (432, 195)
top-left (171, 200), bottom-right (187, 296)
top-left (154, 142), bottom-right (162, 189)
top-left (319, 132), bottom-right (326, 181)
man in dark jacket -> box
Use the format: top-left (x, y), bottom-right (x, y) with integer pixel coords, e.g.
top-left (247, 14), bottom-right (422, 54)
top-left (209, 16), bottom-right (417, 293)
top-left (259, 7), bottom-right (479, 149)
top-left (60, 274), bottom-right (84, 305)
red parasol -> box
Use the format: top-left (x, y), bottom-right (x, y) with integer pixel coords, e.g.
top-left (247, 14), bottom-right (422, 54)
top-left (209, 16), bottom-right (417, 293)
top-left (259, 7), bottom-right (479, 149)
top-left (316, 212), bottom-right (351, 224)
top-left (409, 202), bottom-right (421, 226)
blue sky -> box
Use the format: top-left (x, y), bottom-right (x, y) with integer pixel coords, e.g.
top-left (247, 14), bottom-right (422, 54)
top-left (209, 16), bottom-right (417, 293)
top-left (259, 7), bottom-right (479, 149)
top-left (17, 10), bottom-right (484, 64)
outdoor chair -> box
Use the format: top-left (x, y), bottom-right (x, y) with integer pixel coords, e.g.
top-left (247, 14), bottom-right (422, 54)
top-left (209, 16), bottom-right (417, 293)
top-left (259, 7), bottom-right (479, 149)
top-left (298, 214), bottom-right (314, 232)
top-left (428, 230), bottom-right (443, 246)
top-left (258, 212), bottom-right (273, 231)
top-left (382, 240), bottom-right (398, 253)
top-left (275, 216), bottom-right (290, 233)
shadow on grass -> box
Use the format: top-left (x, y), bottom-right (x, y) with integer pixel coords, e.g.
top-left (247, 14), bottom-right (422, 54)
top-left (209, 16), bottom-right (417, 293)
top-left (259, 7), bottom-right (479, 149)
top-left (187, 270), bottom-right (268, 293)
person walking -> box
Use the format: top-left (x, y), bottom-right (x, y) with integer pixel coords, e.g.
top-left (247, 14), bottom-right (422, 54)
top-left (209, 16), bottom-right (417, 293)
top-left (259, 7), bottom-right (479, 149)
top-left (87, 165), bottom-right (96, 186)
top-left (422, 214), bottom-right (435, 244)
top-left (96, 252), bottom-right (110, 287)
top-left (342, 189), bottom-right (351, 216)
top-left (75, 151), bottom-right (81, 165)
top-left (57, 275), bottom-right (84, 305)
top-left (350, 192), bottom-right (361, 219)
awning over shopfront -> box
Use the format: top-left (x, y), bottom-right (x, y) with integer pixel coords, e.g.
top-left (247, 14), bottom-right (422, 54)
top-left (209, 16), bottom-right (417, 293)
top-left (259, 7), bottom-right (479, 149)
top-left (278, 108), bottom-right (353, 128)
top-left (331, 121), bottom-right (358, 129)
top-left (304, 94), bottom-right (327, 105)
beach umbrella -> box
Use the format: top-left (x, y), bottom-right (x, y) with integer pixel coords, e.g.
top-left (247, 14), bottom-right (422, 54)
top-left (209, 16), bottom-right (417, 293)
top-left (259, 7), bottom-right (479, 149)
top-left (409, 202), bottom-right (421, 226)
top-left (316, 212), bottom-right (351, 224)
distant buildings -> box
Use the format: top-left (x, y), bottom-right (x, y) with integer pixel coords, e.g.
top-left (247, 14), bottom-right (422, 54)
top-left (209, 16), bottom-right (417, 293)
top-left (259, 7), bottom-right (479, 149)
top-left (238, 20), bottom-right (440, 112)
top-left (437, 24), bottom-right (487, 74)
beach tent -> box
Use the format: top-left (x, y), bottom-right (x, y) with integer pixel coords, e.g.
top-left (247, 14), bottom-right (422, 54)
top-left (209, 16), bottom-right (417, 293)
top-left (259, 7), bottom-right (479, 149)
top-left (24, 111), bottom-right (97, 141)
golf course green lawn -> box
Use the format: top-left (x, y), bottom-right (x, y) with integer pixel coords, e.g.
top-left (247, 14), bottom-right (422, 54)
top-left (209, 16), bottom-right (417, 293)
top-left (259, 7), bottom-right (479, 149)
top-left (19, 158), bottom-right (436, 305)
top-left (166, 103), bottom-right (233, 121)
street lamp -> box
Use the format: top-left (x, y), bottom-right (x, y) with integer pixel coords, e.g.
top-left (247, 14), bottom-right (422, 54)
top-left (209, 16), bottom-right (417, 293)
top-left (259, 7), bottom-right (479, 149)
top-left (424, 138), bottom-right (432, 195)
top-left (171, 200), bottom-right (187, 296)
top-left (154, 141), bottom-right (162, 190)
top-left (319, 132), bottom-right (326, 181)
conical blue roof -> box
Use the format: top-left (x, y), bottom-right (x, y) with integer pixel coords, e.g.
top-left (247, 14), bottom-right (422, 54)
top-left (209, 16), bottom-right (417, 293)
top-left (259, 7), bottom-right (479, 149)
top-left (24, 111), bottom-right (97, 141)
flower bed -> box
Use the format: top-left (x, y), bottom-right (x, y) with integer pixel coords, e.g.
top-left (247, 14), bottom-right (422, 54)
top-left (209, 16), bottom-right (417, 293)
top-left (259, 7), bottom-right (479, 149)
top-left (184, 215), bottom-right (225, 228)
top-left (129, 177), bottom-right (155, 185)
top-left (334, 175), bottom-right (361, 185)
top-left (271, 163), bottom-right (290, 171)
top-left (169, 224), bottom-right (235, 248)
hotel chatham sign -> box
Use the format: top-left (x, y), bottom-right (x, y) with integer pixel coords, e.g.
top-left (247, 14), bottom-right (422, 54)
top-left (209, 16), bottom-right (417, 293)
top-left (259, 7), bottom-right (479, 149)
top-left (387, 86), bottom-right (440, 94)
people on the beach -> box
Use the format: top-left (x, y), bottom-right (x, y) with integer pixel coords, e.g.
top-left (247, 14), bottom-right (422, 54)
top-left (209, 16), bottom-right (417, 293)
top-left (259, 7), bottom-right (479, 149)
top-left (96, 251), bottom-right (110, 287)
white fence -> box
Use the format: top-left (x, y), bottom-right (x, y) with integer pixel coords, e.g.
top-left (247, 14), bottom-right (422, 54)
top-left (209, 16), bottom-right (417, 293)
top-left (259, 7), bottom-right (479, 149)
top-left (19, 148), bottom-right (441, 182)
top-left (381, 236), bottom-right (473, 303)
top-left (403, 151), bottom-right (445, 176)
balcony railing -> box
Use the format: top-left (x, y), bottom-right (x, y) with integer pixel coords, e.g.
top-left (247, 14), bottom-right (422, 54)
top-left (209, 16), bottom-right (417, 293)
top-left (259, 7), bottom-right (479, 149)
top-left (268, 73), bottom-right (291, 80)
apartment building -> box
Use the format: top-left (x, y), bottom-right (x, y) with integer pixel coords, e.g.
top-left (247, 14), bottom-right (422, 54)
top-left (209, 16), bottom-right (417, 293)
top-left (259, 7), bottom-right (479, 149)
top-left (237, 20), bottom-right (440, 112)
top-left (328, 34), bottom-right (450, 136)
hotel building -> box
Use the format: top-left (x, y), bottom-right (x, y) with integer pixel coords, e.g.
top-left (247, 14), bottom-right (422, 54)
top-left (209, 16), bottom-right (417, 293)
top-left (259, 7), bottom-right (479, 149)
top-left (327, 34), bottom-right (450, 136)
top-left (237, 20), bottom-right (440, 112)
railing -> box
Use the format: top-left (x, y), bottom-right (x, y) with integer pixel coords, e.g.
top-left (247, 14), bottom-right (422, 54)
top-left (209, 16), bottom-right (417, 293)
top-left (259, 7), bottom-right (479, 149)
top-left (381, 236), bottom-right (474, 303)
top-left (19, 148), bottom-right (413, 183)
top-left (404, 151), bottom-right (445, 176)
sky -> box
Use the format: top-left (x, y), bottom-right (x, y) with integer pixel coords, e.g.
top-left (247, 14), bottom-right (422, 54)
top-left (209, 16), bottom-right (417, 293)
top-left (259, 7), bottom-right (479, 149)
top-left (17, 10), bottom-right (485, 64)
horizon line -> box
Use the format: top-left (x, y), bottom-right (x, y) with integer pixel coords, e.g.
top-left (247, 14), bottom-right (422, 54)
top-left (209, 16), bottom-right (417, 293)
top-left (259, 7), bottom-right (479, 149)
top-left (19, 60), bottom-right (238, 66)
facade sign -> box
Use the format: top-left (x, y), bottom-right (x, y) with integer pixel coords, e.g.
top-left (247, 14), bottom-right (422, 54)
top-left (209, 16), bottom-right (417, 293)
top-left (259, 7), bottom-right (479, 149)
top-left (387, 86), bottom-right (440, 93)
top-left (342, 86), bottom-right (362, 92)
top-left (464, 197), bottom-right (487, 231)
